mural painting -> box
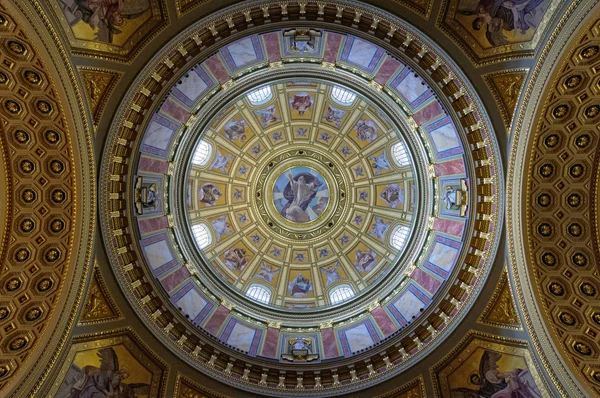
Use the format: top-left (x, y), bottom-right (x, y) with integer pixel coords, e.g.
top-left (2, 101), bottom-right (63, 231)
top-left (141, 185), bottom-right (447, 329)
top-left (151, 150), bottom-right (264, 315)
top-left (56, 0), bottom-right (165, 59)
top-left (273, 167), bottom-right (329, 223)
top-left (52, 331), bottom-right (165, 397)
top-left (440, 0), bottom-right (556, 63)
top-left (432, 332), bottom-right (546, 398)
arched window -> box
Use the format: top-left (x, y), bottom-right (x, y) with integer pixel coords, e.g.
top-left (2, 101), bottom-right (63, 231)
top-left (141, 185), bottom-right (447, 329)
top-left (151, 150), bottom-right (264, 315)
top-left (391, 141), bottom-right (410, 167)
top-left (246, 284), bottom-right (271, 304)
top-left (246, 86), bottom-right (272, 105)
top-left (331, 85), bottom-right (357, 105)
top-left (329, 284), bottom-right (355, 304)
top-left (191, 223), bottom-right (212, 249)
top-left (191, 140), bottom-right (212, 166)
top-left (390, 225), bottom-right (410, 250)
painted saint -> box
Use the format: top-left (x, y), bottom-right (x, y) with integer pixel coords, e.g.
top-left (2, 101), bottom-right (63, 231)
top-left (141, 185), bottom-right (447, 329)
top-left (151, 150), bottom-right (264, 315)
top-left (369, 151), bottom-right (391, 175)
top-left (289, 92), bottom-right (314, 115)
top-left (255, 262), bottom-right (280, 284)
top-left (355, 119), bottom-right (379, 142)
top-left (380, 184), bottom-right (403, 208)
top-left (321, 262), bottom-right (342, 286)
top-left (450, 350), bottom-right (542, 398)
top-left (458, 0), bottom-right (550, 47)
top-left (223, 119), bottom-right (248, 141)
top-left (288, 273), bottom-right (312, 297)
top-left (211, 216), bottom-right (231, 241)
top-left (254, 105), bottom-right (279, 128)
top-left (198, 183), bottom-right (222, 206)
top-left (209, 150), bottom-right (232, 173)
top-left (322, 106), bottom-right (345, 128)
top-left (273, 167), bottom-right (328, 223)
top-left (354, 249), bottom-right (377, 273)
top-left (369, 217), bottom-right (391, 240)
top-left (56, 347), bottom-right (148, 398)
top-left (223, 247), bottom-right (248, 272)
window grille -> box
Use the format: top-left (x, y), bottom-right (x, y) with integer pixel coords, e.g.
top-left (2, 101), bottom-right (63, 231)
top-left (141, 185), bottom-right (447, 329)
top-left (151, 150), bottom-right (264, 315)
top-left (329, 284), bottom-right (355, 304)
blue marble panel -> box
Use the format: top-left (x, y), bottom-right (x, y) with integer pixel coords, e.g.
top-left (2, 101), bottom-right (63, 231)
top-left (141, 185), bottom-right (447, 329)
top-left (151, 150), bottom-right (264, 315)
top-left (425, 236), bottom-right (461, 278)
top-left (140, 233), bottom-right (178, 276)
top-left (171, 282), bottom-right (213, 323)
top-left (170, 66), bottom-right (216, 108)
top-left (220, 35), bottom-right (265, 72)
top-left (425, 116), bottom-right (463, 159)
top-left (338, 320), bottom-right (380, 356)
top-left (140, 114), bottom-right (179, 157)
top-left (339, 36), bottom-right (385, 73)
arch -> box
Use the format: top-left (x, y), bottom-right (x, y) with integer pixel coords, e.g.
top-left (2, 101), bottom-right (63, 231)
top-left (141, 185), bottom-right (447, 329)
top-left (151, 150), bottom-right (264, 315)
top-left (329, 284), bottom-right (355, 304)
top-left (246, 284), bottom-right (271, 304)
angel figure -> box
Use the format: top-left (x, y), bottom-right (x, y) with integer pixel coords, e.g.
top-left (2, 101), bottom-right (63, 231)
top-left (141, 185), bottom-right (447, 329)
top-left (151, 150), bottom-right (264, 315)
top-left (256, 262), bottom-right (280, 284)
top-left (321, 262), bottom-right (342, 286)
top-left (451, 350), bottom-right (542, 398)
top-left (57, 347), bottom-right (149, 398)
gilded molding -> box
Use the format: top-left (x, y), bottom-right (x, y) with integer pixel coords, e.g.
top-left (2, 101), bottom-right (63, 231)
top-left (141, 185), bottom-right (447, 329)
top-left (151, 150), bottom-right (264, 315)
top-left (77, 66), bottom-right (121, 132)
top-left (477, 266), bottom-right (522, 330)
top-left (78, 260), bottom-right (122, 325)
top-left (483, 68), bottom-right (528, 132)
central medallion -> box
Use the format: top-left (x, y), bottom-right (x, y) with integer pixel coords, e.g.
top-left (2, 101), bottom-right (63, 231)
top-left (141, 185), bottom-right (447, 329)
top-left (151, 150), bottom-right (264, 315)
top-left (272, 167), bottom-right (329, 224)
top-left (254, 148), bottom-right (347, 241)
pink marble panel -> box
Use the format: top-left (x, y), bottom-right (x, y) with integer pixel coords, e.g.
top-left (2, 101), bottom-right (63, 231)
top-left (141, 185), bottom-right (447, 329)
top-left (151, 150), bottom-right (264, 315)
top-left (434, 158), bottom-right (466, 176)
top-left (411, 268), bottom-right (441, 295)
top-left (323, 33), bottom-right (342, 63)
top-left (412, 99), bottom-right (444, 126)
top-left (374, 56), bottom-right (403, 85)
top-left (160, 98), bottom-right (190, 124)
top-left (262, 32), bottom-right (282, 63)
top-left (371, 306), bottom-right (397, 337)
top-left (433, 218), bottom-right (465, 237)
top-left (203, 305), bottom-right (230, 336)
top-left (138, 157), bottom-right (169, 174)
top-left (260, 327), bottom-right (280, 358)
top-left (321, 327), bottom-right (340, 358)
top-left (137, 216), bottom-right (168, 235)
top-left (204, 55), bottom-right (230, 84)
top-left (160, 266), bottom-right (191, 293)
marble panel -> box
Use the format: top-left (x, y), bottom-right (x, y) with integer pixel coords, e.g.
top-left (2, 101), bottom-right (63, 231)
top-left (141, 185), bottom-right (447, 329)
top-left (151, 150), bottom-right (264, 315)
top-left (262, 32), bottom-right (282, 63)
top-left (141, 115), bottom-right (178, 156)
top-left (396, 72), bottom-right (429, 103)
top-left (429, 240), bottom-right (460, 272)
top-left (411, 267), bottom-right (441, 295)
top-left (204, 54), bottom-right (230, 84)
top-left (171, 66), bottom-right (213, 107)
top-left (321, 327), bottom-right (340, 358)
top-left (225, 322), bottom-right (256, 352)
top-left (434, 158), bottom-right (466, 176)
top-left (261, 327), bottom-right (279, 358)
top-left (429, 121), bottom-right (461, 154)
top-left (323, 32), bottom-right (342, 63)
top-left (393, 289), bottom-right (424, 323)
top-left (344, 37), bottom-right (383, 72)
top-left (433, 217), bottom-right (465, 237)
top-left (374, 56), bottom-right (403, 85)
top-left (343, 323), bottom-right (374, 353)
top-left (203, 305), bottom-right (230, 336)
top-left (160, 98), bottom-right (190, 124)
top-left (175, 288), bottom-right (207, 320)
top-left (138, 156), bottom-right (169, 174)
top-left (371, 306), bottom-right (397, 336)
top-left (137, 216), bottom-right (168, 235)
top-left (143, 239), bottom-right (173, 270)
top-left (412, 99), bottom-right (445, 126)
top-left (221, 36), bottom-right (263, 71)
top-left (160, 266), bottom-right (191, 293)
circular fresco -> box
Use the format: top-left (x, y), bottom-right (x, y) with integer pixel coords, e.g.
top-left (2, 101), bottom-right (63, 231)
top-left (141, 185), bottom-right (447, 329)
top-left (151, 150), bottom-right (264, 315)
top-left (272, 166), bottom-right (329, 225)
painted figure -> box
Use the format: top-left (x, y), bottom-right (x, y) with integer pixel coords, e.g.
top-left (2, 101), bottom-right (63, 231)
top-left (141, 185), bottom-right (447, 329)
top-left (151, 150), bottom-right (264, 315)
top-left (60, 0), bottom-right (151, 43)
top-left (460, 0), bottom-right (550, 46)
top-left (289, 93), bottom-right (314, 115)
top-left (254, 105), bottom-right (279, 128)
top-left (323, 106), bottom-right (345, 128)
top-left (211, 216), bottom-right (231, 241)
top-left (281, 171), bottom-right (323, 223)
top-left (223, 248), bottom-right (248, 272)
top-left (355, 120), bottom-right (379, 142)
top-left (354, 249), bottom-right (377, 273)
top-left (321, 262), bottom-right (342, 286)
top-left (380, 184), bottom-right (403, 208)
top-left (451, 350), bottom-right (542, 398)
top-left (369, 217), bottom-right (391, 240)
top-left (57, 347), bottom-right (149, 398)
top-left (198, 183), bottom-right (222, 206)
top-left (209, 150), bottom-right (232, 173)
top-left (369, 151), bottom-right (391, 175)
top-left (256, 262), bottom-right (280, 284)
top-left (223, 119), bottom-right (248, 141)
top-left (288, 273), bottom-right (312, 297)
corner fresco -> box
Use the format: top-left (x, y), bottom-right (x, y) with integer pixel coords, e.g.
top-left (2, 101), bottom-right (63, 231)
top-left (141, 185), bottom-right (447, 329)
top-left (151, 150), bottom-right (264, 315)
top-left (439, 0), bottom-right (558, 64)
top-left (432, 332), bottom-right (547, 398)
top-left (54, 0), bottom-right (166, 60)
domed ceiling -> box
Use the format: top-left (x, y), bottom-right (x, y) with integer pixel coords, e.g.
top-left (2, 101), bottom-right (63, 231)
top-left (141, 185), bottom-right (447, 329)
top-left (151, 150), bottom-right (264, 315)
top-left (182, 79), bottom-right (419, 311)
top-left (5, 0), bottom-right (598, 397)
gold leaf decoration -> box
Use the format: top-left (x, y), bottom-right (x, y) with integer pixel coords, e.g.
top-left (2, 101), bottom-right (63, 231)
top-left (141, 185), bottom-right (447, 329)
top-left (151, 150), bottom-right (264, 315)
top-left (78, 67), bottom-right (120, 131)
top-left (484, 70), bottom-right (528, 131)
top-left (79, 264), bottom-right (120, 324)
top-left (478, 268), bottom-right (521, 330)
top-left (175, 374), bottom-right (228, 398)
